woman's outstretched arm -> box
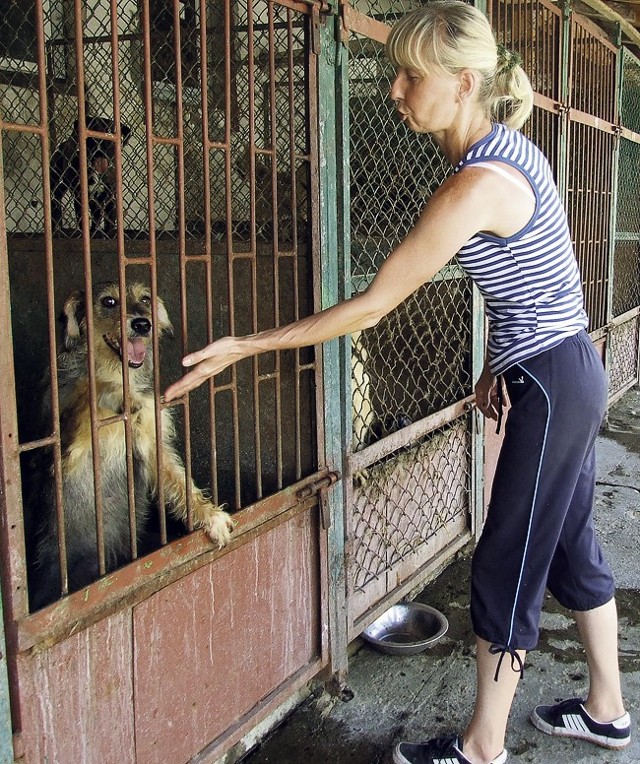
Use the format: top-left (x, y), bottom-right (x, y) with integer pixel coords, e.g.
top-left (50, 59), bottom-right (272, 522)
top-left (163, 168), bottom-right (503, 401)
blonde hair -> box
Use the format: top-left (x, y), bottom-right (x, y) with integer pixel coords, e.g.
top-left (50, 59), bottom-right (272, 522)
top-left (386, 1), bottom-right (533, 130)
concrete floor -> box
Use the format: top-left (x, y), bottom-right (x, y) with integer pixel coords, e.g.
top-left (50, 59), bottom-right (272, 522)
top-left (242, 388), bottom-right (640, 764)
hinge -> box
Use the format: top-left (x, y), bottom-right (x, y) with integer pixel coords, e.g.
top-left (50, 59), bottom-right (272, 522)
top-left (337, 0), bottom-right (350, 46)
top-left (310, 1), bottom-right (331, 55)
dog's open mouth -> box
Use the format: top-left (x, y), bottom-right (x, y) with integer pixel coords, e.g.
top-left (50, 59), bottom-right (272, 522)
top-left (103, 333), bottom-right (148, 368)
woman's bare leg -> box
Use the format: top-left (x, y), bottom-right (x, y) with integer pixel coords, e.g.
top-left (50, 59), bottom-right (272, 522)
top-left (461, 637), bottom-right (525, 763)
top-left (574, 598), bottom-right (626, 721)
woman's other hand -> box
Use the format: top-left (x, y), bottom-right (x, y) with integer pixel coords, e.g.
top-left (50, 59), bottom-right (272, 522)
top-left (475, 364), bottom-right (500, 421)
top-left (163, 336), bottom-right (245, 401)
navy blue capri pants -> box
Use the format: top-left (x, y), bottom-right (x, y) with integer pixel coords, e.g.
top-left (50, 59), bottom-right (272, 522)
top-left (471, 330), bottom-right (615, 657)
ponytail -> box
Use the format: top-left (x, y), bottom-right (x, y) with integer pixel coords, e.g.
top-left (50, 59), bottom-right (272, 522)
top-left (491, 45), bottom-right (534, 129)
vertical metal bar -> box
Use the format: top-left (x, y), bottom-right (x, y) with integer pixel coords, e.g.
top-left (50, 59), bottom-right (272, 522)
top-left (246, 2), bottom-right (263, 499)
top-left (224, 1), bottom-right (242, 510)
top-left (471, 285), bottom-right (486, 541)
top-left (606, 30), bottom-right (623, 381)
top-left (32, 0), bottom-right (69, 596)
top-left (198, 0), bottom-right (218, 506)
top-left (140, 0), bottom-right (168, 543)
top-left (267, 2), bottom-right (284, 489)
top-left (286, 9), bottom-right (304, 480)
top-left (170, 0), bottom-right (198, 530)
top-left (108, 0), bottom-right (139, 560)
top-left (558, 0), bottom-right (571, 204)
top-left (73, 0), bottom-right (108, 578)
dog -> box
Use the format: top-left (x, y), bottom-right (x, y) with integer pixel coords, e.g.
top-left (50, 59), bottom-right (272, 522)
top-left (27, 282), bottom-right (234, 609)
top-left (50, 117), bottom-right (131, 237)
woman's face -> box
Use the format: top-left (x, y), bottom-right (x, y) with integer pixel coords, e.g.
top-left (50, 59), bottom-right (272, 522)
top-left (389, 66), bottom-right (460, 134)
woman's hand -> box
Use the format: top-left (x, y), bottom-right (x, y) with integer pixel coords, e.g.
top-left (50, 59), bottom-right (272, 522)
top-left (163, 336), bottom-right (247, 401)
top-left (474, 364), bottom-right (500, 421)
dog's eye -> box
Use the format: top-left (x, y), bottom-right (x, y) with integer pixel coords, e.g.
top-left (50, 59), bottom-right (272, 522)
top-left (140, 295), bottom-right (151, 305)
top-left (101, 295), bottom-right (118, 309)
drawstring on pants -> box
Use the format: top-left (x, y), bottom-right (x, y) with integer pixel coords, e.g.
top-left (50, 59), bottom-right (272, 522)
top-left (489, 643), bottom-right (525, 682)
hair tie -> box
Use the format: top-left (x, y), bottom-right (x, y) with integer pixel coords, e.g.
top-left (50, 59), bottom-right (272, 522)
top-left (496, 43), bottom-right (522, 72)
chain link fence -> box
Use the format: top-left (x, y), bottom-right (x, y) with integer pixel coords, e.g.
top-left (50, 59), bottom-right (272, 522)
top-left (609, 48), bottom-right (640, 399)
top-left (1, 1), bottom-right (310, 244)
top-left (347, 30), bottom-right (473, 621)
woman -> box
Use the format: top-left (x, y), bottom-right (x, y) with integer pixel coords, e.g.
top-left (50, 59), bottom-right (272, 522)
top-left (165, 3), bottom-right (630, 763)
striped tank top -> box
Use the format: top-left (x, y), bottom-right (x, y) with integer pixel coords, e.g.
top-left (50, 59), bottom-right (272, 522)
top-left (455, 122), bottom-right (588, 375)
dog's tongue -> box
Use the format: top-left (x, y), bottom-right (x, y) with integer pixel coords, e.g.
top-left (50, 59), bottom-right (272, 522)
top-left (127, 338), bottom-right (147, 365)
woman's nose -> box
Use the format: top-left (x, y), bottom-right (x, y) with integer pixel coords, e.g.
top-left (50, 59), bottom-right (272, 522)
top-left (389, 75), bottom-right (403, 102)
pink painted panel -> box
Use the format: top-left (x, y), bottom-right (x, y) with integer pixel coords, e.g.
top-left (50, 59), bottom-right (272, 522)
top-left (17, 610), bottom-right (135, 764)
top-left (133, 509), bottom-right (321, 764)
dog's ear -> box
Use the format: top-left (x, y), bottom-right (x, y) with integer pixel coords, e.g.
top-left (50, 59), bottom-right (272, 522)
top-left (156, 298), bottom-right (174, 339)
top-left (60, 291), bottom-right (86, 350)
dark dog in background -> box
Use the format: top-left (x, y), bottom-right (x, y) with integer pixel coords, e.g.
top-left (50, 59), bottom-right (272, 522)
top-left (27, 282), bottom-right (234, 609)
top-left (50, 117), bottom-right (131, 237)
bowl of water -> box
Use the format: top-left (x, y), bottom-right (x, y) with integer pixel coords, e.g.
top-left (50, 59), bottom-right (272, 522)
top-left (361, 602), bottom-right (448, 656)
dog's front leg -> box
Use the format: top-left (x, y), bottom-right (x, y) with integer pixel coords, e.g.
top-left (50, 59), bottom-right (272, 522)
top-left (158, 447), bottom-right (235, 548)
top-left (152, 413), bottom-right (234, 548)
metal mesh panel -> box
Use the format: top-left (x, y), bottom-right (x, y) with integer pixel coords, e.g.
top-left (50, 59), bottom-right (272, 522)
top-left (351, 417), bottom-right (470, 594)
top-left (348, 34), bottom-right (471, 455)
top-left (489, 0), bottom-right (562, 103)
top-left (620, 49), bottom-right (640, 134)
top-left (613, 137), bottom-right (640, 317)
top-left (1, 1), bottom-right (311, 243)
top-left (570, 17), bottom-right (616, 122)
top-left (349, 0), bottom-right (425, 26)
top-left (608, 317), bottom-right (640, 399)
top-left (566, 121), bottom-right (613, 332)
top-left (347, 31), bottom-right (473, 615)
top-left (614, 52), bottom-right (640, 320)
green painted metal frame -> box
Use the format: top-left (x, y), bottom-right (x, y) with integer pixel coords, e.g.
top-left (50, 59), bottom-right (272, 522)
top-left (316, 3), bottom-right (351, 681)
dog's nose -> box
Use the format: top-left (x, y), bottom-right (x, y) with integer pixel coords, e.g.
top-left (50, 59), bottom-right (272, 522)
top-left (131, 317), bottom-right (151, 336)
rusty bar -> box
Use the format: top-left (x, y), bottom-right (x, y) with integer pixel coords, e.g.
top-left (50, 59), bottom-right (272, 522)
top-left (287, 8), bottom-right (303, 479)
top-left (246, 1), bottom-right (263, 500)
top-left (267, 2), bottom-right (284, 489)
top-left (342, 5), bottom-right (388, 44)
top-left (198, 0), bottom-right (219, 505)
top-left (70, 0), bottom-right (109, 584)
top-left (152, 135), bottom-right (181, 147)
top-left (140, 0), bottom-right (168, 545)
top-left (0, 122), bottom-right (43, 135)
top-left (31, 0), bottom-right (71, 608)
top-left (168, 0), bottom-right (198, 532)
top-left (222, 0), bottom-right (241, 510)
top-left (106, 0), bottom-right (140, 561)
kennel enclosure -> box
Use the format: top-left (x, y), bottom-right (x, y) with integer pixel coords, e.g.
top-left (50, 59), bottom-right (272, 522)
top-left (0, 0), bottom-right (639, 761)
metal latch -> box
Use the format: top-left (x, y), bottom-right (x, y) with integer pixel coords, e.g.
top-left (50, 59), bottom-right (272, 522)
top-left (296, 470), bottom-right (341, 500)
top-left (297, 470), bottom-right (341, 530)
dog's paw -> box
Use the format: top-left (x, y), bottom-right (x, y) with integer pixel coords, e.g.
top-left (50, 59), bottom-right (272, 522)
top-left (201, 506), bottom-right (235, 549)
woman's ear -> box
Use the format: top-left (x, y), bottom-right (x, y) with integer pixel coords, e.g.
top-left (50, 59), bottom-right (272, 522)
top-left (457, 69), bottom-right (480, 102)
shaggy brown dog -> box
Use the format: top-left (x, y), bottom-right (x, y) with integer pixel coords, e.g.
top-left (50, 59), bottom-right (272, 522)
top-left (28, 282), bottom-right (233, 609)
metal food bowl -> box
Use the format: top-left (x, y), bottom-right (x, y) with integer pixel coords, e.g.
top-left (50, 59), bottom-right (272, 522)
top-left (361, 603), bottom-right (448, 656)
